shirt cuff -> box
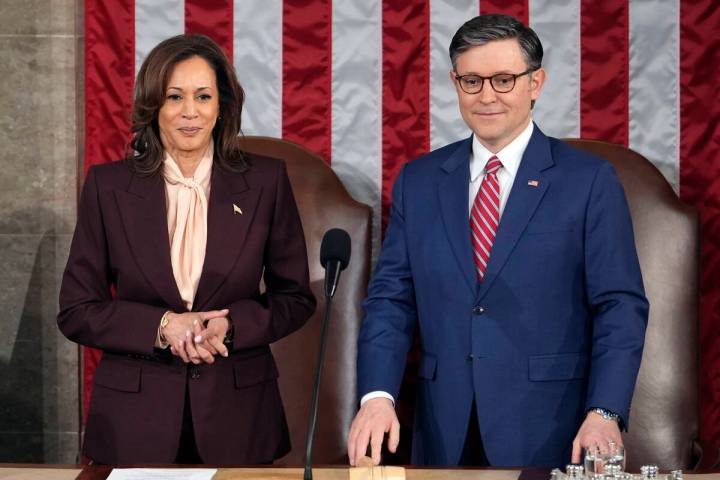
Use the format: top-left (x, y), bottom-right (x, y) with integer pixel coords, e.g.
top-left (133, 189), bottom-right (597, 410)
top-left (360, 391), bottom-right (395, 406)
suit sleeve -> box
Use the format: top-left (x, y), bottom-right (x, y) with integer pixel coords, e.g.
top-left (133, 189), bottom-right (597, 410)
top-left (57, 166), bottom-right (167, 355)
top-left (226, 161), bottom-right (316, 351)
top-left (583, 162), bottom-right (649, 427)
top-left (356, 165), bottom-right (418, 401)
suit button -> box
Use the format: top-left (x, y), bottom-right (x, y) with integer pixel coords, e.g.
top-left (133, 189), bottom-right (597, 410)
top-left (190, 365), bottom-right (200, 379)
top-left (467, 354), bottom-right (474, 362)
top-left (472, 306), bottom-right (485, 315)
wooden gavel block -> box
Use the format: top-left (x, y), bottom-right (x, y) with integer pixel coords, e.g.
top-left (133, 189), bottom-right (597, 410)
top-left (348, 457), bottom-right (406, 480)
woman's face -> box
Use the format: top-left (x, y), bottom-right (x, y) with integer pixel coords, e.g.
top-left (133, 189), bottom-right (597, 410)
top-left (158, 56), bottom-right (219, 160)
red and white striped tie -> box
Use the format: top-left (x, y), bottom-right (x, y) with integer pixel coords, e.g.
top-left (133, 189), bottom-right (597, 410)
top-left (470, 156), bottom-right (502, 282)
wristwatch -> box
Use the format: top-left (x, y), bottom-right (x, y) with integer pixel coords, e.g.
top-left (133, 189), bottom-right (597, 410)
top-left (588, 407), bottom-right (620, 422)
top-left (159, 311), bottom-right (171, 330)
top-left (158, 311), bottom-right (171, 349)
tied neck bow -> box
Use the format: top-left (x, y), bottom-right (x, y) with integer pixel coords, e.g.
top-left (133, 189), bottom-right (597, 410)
top-left (162, 147), bottom-right (213, 310)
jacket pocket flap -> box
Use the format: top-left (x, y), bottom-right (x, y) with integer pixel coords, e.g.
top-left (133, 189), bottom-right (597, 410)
top-left (418, 354), bottom-right (438, 380)
top-left (529, 353), bottom-right (588, 381)
top-left (93, 358), bottom-right (142, 393)
top-left (233, 353), bottom-right (279, 389)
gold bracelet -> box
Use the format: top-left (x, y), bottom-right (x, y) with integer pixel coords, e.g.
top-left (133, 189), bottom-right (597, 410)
top-left (158, 311), bottom-right (171, 349)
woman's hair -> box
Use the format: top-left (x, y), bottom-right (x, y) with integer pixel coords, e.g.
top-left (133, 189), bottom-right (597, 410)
top-left (126, 34), bottom-right (247, 176)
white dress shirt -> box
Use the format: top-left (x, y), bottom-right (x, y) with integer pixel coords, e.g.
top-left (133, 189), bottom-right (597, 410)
top-left (360, 120), bottom-right (535, 407)
top-left (468, 120), bottom-right (533, 219)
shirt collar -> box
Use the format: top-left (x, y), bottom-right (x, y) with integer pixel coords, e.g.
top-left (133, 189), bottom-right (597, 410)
top-left (470, 120), bottom-right (534, 182)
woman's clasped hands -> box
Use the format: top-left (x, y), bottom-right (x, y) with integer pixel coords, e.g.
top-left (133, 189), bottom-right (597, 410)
top-left (162, 309), bottom-right (232, 364)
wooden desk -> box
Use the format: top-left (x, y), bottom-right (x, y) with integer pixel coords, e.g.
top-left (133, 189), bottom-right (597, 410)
top-left (1, 465), bottom-right (719, 480)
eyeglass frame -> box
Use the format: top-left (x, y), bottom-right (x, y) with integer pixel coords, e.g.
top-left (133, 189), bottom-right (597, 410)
top-left (453, 68), bottom-right (537, 94)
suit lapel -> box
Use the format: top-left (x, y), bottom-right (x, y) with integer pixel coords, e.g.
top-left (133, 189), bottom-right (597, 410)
top-left (114, 173), bottom-right (186, 312)
top-left (193, 165), bottom-right (261, 311)
top-left (438, 136), bottom-right (477, 294)
top-left (477, 125), bottom-right (554, 300)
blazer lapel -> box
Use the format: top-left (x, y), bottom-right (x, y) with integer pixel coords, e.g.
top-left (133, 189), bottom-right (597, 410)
top-left (477, 125), bottom-right (554, 300)
top-left (114, 173), bottom-right (186, 312)
top-left (193, 165), bottom-right (261, 310)
top-left (438, 136), bottom-right (477, 294)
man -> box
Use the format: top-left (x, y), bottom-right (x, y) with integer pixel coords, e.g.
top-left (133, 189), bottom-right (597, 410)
top-left (348, 14), bottom-right (647, 468)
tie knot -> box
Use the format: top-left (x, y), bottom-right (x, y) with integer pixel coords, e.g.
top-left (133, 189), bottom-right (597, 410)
top-left (485, 156), bottom-right (502, 175)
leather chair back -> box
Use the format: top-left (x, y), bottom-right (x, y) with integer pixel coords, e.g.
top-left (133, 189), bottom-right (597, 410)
top-left (240, 136), bottom-right (372, 465)
top-left (565, 139), bottom-right (699, 471)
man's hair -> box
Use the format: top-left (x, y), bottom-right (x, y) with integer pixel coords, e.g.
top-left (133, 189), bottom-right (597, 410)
top-left (449, 14), bottom-right (543, 71)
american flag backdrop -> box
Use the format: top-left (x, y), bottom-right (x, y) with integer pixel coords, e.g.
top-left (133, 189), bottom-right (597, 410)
top-left (84, 0), bottom-right (720, 446)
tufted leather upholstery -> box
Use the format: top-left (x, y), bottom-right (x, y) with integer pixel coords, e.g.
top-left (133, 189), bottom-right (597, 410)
top-left (565, 139), bottom-right (701, 471)
top-left (239, 136), bottom-right (372, 465)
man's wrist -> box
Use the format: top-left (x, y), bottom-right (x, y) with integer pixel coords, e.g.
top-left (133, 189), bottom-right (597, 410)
top-left (360, 391), bottom-right (395, 407)
top-left (588, 407), bottom-right (620, 422)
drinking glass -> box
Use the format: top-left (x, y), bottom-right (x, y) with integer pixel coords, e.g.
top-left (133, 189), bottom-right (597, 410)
top-left (584, 441), bottom-right (626, 475)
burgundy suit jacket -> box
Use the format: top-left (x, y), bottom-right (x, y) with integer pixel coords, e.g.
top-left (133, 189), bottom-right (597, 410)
top-left (58, 153), bottom-right (316, 464)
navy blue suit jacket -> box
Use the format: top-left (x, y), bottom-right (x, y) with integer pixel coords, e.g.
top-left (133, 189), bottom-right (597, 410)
top-left (357, 125), bottom-right (648, 467)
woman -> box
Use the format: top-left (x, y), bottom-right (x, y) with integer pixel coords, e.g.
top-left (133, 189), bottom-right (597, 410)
top-left (58, 34), bottom-right (316, 465)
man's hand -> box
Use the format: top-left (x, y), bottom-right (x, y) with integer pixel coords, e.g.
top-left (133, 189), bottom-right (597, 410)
top-left (347, 398), bottom-right (400, 466)
top-left (571, 411), bottom-right (623, 463)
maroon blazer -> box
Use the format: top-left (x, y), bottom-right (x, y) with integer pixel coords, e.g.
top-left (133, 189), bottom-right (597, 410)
top-left (58, 153), bottom-right (316, 465)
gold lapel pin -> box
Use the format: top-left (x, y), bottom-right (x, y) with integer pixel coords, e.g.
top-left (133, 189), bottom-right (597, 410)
top-left (233, 203), bottom-right (243, 215)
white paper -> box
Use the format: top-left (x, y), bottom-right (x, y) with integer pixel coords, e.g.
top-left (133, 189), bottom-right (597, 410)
top-left (106, 468), bottom-right (217, 480)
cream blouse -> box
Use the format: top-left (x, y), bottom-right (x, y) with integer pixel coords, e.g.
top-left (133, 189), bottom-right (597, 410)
top-left (162, 145), bottom-right (213, 311)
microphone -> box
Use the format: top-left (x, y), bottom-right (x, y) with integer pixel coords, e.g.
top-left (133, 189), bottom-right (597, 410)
top-left (304, 228), bottom-right (351, 480)
top-left (320, 228), bottom-right (351, 298)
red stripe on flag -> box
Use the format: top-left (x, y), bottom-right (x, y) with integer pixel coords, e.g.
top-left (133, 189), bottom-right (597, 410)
top-left (381, 0), bottom-right (430, 232)
top-left (479, 0), bottom-right (529, 26)
top-left (82, 348), bottom-right (103, 421)
top-left (679, 1), bottom-right (720, 446)
top-left (282, 0), bottom-right (333, 163)
top-left (579, 1), bottom-right (629, 145)
top-left (83, 0), bottom-right (135, 418)
top-left (185, 0), bottom-right (234, 60)
top-left (85, 0), bottom-right (135, 171)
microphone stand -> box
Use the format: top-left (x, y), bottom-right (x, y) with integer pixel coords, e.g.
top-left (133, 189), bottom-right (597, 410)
top-left (304, 260), bottom-right (340, 480)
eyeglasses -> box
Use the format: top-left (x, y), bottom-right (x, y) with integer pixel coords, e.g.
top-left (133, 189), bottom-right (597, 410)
top-left (454, 68), bottom-right (536, 94)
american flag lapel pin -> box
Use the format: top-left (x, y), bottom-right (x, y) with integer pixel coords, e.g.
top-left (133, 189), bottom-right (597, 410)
top-left (233, 203), bottom-right (243, 215)
top-left (528, 180), bottom-right (540, 187)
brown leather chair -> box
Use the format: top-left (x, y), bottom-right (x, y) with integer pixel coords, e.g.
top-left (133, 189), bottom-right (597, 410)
top-left (239, 136), bottom-right (372, 465)
top-left (565, 139), bottom-right (710, 471)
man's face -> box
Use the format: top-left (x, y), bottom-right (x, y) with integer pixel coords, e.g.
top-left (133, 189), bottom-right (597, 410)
top-left (451, 38), bottom-right (545, 153)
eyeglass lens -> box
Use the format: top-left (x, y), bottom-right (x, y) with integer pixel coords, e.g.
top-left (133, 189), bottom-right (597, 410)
top-left (459, 74), bottom-right (516, 94)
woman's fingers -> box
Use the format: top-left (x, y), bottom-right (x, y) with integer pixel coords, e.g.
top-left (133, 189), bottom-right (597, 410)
top-left (205, 335), bottom-right (228, 357)
top-left (195, 344), bottom-right (215, 364)
top-left (173, 338), bottom-right (190, 363)
top-left (165, 311), bottom-right (232, 362)
top-left (199, 309), bottom-right (229, 322)
top-left (184, 330), bottom-right (202, 364)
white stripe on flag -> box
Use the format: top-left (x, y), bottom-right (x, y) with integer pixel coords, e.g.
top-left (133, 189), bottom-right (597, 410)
top-left (135, 0), bottom-right (184, 77)
top-left (629, 0), bottom-right (680, 192)
top-left (429, 0), bottom-right (478, 150)
top-left (234, 0), bottom-right (283, 137)
top-left (331, 0), bottom-right (383, 261)
top-left (529, 0), bottom-right (581, 138)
